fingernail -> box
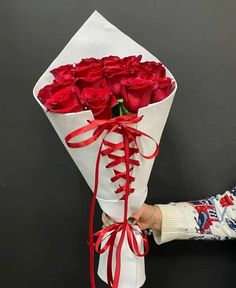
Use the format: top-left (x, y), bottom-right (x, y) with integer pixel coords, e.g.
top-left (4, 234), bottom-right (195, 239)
top-left (128, 217), bottom-right (135, 223)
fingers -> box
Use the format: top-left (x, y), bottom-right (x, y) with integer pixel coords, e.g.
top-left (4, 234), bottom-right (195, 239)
top-left (101, 211), bottom-right (144, 229)
top-left (102, 212), bottom-right (107, 225)
top-left (129, 204), bottom-right (146, 221)
top-left (102, 212), bottom-right (115, 228)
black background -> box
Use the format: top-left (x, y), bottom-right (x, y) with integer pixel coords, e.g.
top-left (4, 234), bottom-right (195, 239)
top-left (0, 1), bottom-right (236, 287)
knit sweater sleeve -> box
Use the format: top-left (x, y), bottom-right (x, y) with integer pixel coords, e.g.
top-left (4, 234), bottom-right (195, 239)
top-left (152, 186), bottom-right (236, 245)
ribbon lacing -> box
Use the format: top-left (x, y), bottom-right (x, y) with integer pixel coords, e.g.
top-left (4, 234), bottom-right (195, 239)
top-left (65, 114), bottom-right (159, 288)
top-left (101, 125), bottom-right (140, 199)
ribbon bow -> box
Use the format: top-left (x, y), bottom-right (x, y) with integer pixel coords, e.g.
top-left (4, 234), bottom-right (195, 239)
top-left (65, 113), bottom-right (159, 288)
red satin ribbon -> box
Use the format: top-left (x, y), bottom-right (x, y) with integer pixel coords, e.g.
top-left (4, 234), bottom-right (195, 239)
top-left (65, 114), bottom-right (159, 288)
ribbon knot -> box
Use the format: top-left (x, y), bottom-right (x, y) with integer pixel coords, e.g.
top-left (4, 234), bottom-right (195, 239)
top-left (90, 221), bottom-right (149, 287)
top-left (65, 113), bottom-right (159, 288)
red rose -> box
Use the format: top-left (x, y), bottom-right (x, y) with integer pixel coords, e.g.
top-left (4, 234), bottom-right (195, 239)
top-left (122, 55), bottom-right (142, 67)
top-left (151, 77), bottom-right (174, 103)
top-left (38, 81), bottom-right (63, 104)
top-left (80, 87), bottom-right (117, 119)
top-left (101, 56), bottom-right (123, 70)
top-left (74, 58), bottom-right (105, 90)
top-left (76, 76), bottom-right (105, 91)
top-left (37, 55), bottom-right (175, 117)
top-left (106, 68), bottom-right (133, 95)
top-left (75, 57), bottom-right (101, 69)
top-left (121, 78), bottom-right (154, 113)
top-left (76, 64), bottom-right (104, 78)
top-left (50, 64), bottom-right (75, 85)
top-left (44, 85), bottom-right (83, 113)
top-left (137, 61), bottom-right (166, 79)
top-left (102, 56), bottom-right (135, 95)
top-left (74, 58), bottom-right (103, 77)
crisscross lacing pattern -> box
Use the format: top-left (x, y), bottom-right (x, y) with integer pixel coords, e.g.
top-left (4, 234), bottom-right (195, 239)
top-left (101, 128), bottom-right (140, 200)
top-left (64, 114), bottom-right (159, 288)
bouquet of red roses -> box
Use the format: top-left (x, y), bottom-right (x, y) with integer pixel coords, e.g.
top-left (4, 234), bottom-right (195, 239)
top-left (33, 11), bottom-right (177, 288)
top-left (38, 55), bottom-right (174, 118)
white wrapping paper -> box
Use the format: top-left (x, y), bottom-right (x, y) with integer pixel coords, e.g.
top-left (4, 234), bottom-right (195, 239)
top-left (33, 11), bottom-right (177, 288)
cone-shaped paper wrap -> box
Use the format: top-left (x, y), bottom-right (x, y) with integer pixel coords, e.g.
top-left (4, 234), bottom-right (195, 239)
top-left (33, 11), bottom-right (177, 288)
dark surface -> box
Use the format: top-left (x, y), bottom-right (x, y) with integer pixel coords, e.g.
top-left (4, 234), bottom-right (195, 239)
top-left (0, 1), bottom-right (235, 287)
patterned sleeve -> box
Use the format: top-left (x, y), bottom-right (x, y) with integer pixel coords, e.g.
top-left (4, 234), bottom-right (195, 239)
top-left (152, 186), bottom-right (236, 245)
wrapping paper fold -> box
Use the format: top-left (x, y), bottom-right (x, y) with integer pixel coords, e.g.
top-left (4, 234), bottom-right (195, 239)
top-left (33, 10), bottom-right (177, 288)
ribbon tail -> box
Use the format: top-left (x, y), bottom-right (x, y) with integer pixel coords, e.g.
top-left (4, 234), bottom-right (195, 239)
top-left (112, 225), bottom-right (126, 288)
top-left (88, 141), bottom-right (104, 288)
top-left (112, 130), bottom-right (131, 288)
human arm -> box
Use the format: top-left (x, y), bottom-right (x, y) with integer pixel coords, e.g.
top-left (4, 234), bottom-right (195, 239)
top-left (152, 185), bottom-right (236, 244)
top-left (101, 186), bottom-right (236, 245)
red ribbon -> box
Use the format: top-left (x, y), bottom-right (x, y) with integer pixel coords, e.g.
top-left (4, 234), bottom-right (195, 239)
top-left (65, 114), bottom-right (159, 288)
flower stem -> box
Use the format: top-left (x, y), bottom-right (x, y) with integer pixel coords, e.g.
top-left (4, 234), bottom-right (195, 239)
top-left (121, 102), bottom-right (131, 115)
top-left (118, 98), bottom-right (124, 116)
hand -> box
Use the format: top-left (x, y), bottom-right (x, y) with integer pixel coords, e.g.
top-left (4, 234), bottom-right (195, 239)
top-left (101, 203), bottom-right (162, 231)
